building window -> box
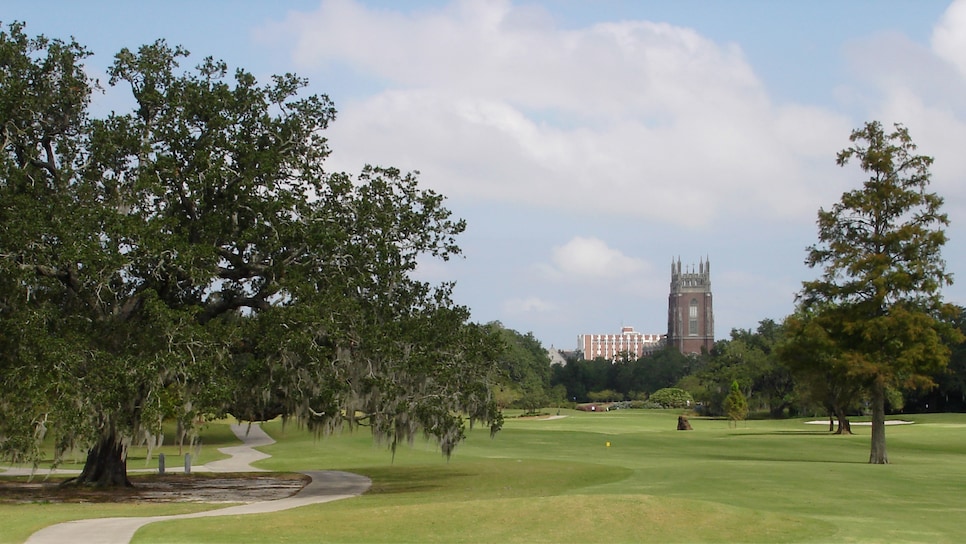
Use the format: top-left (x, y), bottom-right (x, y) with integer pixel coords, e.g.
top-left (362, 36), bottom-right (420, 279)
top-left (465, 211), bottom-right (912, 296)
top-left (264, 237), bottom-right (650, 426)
top-left (688, 299), bottom-right (698, 336)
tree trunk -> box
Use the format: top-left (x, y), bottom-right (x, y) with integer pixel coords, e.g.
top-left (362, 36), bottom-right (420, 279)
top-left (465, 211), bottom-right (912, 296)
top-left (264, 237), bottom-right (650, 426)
top-left (869, 379), bottom-right (889, 464)
top-left (823, 402), bottom-right (835, 432)
top-left (769, 402), bottom-right (788, 419)
top-left (62, 433), bottom-right (133, 487)
top-left (833, 405), bottom-right (853, 435)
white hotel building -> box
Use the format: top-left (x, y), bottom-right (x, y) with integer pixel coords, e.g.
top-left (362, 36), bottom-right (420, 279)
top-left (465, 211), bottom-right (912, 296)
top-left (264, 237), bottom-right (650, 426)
top-left (577, 326), bottom-right (665, 361)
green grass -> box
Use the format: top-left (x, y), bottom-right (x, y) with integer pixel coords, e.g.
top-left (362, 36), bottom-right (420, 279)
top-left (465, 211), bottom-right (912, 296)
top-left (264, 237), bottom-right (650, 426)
top-left (6, 411), bottom-right (966, 543)
top-left (0, 502), bottom-right (220, 543)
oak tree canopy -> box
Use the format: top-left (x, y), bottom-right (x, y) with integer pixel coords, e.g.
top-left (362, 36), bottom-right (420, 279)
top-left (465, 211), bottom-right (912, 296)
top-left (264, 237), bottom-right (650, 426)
top-left (0, 22), bottom-right (502, 486)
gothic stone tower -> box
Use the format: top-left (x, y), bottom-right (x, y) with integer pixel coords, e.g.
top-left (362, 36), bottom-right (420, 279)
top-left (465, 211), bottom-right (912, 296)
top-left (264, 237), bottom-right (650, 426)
top-left (667, 257), bottom-right (714, 354)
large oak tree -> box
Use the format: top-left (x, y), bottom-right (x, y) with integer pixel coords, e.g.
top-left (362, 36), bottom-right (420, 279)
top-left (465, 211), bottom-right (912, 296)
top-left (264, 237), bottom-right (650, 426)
top-left (0, 23), bottom-right (501, 486)
top-left (797, 121), bottom-right (961, 463)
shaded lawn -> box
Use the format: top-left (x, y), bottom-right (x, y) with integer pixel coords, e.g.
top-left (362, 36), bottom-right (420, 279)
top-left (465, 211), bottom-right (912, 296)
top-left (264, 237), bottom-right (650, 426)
top-left (0, 420), bottom-right (238, 474)
top-left (0, 421), bottom-right (242, 544)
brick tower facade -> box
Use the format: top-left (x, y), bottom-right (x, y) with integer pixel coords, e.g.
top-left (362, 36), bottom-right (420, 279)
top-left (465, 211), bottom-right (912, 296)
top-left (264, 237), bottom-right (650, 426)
top-left (667, 257), bottom-right (714, 354)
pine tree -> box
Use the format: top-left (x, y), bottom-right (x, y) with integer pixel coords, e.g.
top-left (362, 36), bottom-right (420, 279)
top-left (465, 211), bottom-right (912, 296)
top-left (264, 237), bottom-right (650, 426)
top-left (724, 380), bottom-right (748, 427)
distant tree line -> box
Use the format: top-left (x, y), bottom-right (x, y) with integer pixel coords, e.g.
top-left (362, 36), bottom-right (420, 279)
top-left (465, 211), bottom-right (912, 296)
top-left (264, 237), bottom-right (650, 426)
top-left (549, 347), bottom-right (692, 404)
top-left (495, 307), bottom-right (966, 422)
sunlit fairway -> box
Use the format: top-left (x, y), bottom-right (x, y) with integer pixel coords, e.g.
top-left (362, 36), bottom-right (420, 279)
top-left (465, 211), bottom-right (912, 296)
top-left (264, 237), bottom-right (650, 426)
top-left (5, 411), bottom-right (966, 543)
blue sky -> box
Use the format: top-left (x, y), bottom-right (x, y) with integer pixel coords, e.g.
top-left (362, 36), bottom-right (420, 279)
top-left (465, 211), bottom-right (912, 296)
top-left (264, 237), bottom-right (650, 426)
top-left (7, 1), bottom-right (966, 351)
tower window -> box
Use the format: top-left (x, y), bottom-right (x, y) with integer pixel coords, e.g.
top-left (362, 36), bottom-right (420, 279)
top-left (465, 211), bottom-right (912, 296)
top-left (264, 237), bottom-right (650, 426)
top-left (688, 299), bottom-right (698, 336)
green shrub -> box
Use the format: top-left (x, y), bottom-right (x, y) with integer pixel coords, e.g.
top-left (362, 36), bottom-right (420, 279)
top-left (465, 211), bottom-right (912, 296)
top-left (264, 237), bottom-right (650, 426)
top-left (587, 389), bottom-right (622, 402)
top-left (648, 388), bottom-right (694, 409)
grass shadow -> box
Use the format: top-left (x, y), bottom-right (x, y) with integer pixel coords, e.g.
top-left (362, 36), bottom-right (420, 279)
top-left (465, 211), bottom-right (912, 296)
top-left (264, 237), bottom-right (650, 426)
top-left (707, 453), bottom-right (869, 464)
top-left (358, 465), bottom-right (472, 495)
top-left (724, 430), bottom-right (840, 436)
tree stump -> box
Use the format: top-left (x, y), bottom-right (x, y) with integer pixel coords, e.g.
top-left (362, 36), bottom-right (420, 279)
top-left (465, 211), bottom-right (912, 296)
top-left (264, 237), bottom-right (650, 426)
top-left (677, 415), bottom-right (692, 430)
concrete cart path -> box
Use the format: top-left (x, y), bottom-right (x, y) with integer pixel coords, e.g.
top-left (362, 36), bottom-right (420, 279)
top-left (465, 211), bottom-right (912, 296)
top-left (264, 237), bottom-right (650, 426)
top-left (22, 424), bottom-right (372, 544)
top-left (201, 423), bottom-right (276, 472)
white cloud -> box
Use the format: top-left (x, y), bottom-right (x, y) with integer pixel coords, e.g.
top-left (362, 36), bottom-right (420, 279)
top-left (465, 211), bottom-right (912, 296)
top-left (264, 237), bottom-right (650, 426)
top-left (871, 89), bottom-right (966, 211)
top-left (258, 0), bottom-right (966, 346)
top-left (265, 0), bottom-right (852, 227)
top-left (838, 3), bottom-right (966, 216)
top-left (932, 0), bottom-right (966, 80)
top-left (546, 236), bottom-right (647, 280)
top-left (530, 236), bottom-right (669, 303)
top-left (502, 296), bottom-right (557, 316)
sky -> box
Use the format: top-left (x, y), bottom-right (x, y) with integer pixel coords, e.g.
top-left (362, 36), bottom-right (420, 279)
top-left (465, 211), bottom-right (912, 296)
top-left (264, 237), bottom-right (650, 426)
top-left (7, 1), bottom-right (966, 351)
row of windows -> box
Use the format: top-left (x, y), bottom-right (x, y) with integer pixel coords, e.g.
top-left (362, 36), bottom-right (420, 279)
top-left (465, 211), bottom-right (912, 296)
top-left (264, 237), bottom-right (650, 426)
top-left (584, 335), bottom-right (663, 341)
top-left (586, 339), bottom-right (661, 344)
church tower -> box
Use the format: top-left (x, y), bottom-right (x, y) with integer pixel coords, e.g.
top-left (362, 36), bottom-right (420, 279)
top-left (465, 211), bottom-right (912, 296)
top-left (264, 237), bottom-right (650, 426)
top-left (667, 257), bottom-right (714, 354)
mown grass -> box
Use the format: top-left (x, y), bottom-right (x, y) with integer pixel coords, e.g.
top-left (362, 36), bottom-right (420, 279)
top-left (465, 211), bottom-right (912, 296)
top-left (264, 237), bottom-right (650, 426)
top-left (6, 410), bottom-right (966, 543)
top-left (134, 411), bottom-right (966, 543)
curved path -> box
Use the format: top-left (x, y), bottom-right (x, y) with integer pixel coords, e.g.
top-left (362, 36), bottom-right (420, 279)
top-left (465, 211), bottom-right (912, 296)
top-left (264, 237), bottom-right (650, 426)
top-left (202, 423), bottom-right (275, 472)
top-left (22, 424), bottom-right (371, 544)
